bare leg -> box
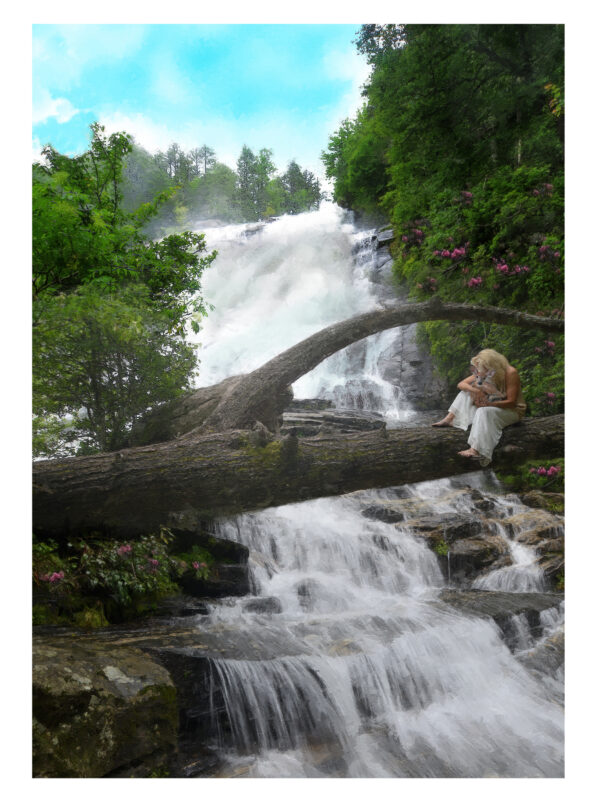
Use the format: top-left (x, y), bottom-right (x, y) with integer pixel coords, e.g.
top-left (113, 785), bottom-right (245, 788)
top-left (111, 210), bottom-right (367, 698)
top-left (432, 412), bottom-right (455, 427)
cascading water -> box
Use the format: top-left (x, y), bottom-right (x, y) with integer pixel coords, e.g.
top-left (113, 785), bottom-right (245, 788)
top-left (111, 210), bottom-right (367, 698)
top-left (184, 205), bottom-right (564, 778)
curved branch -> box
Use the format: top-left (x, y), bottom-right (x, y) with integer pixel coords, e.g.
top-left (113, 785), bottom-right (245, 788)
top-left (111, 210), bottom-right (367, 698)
top-left (202, 298), bottom-right (563, 432)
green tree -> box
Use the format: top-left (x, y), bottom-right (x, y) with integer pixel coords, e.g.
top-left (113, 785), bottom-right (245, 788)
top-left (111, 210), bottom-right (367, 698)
top-left (189, 145), bottom-right (217, 177)
top-left (234, 145), bottom-right (258, 220)
top-left (33, 123), bottom-right (216, 456)
top-left (33, 285), bottom-right (198, 454)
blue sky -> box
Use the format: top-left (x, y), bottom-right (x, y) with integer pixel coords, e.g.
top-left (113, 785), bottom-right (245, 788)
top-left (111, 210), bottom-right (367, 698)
top-left (32, 24), bottom-right (371, 180)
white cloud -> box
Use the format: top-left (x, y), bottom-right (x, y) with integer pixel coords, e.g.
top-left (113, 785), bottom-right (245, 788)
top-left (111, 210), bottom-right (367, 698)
top-left (32, 136), bottom-right (46, 165)
top-left (321, 46), bottom-right (371, 126)
top-left (32, 87), bottom-right (79, 124)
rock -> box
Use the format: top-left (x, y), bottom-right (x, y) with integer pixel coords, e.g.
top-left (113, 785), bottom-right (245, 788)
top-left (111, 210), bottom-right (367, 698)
top-left (376, 228), bottom-right (395, 247)
top-left (178, 564), bottom-right (250, 599)
top-left (519, 490), bottom-right (565, 514)
top-left (517, 629), bottom-right (564, 678)
top-left (502, 510), bottom-right (563, 543)
top-left (438, 589), bottom-right (563, 643)
top-left (407, 513), bottom-right (491, 544)
top-left (286, 399), bottom-right (334, 412)
top-left (536, 553), bottom-right (564, 584)
top-left (242, 596), bottom-right (283, 614)
top-left (154, 595), bottom-right (211, 618)
top-left (376, 323), bottom-right (448, 410)
top-left (281, 408), bottom-right (386, 438)
top-left (33, 640), bottom-right (177, 777)
top-left (447, 536), bottom-right (510, 583)
top-left (362, 502), bottom-right (408, 524)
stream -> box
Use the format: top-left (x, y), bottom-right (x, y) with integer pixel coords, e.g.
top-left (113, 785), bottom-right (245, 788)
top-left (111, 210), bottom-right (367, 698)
top-left (177, 205), bottom-right (564, 777)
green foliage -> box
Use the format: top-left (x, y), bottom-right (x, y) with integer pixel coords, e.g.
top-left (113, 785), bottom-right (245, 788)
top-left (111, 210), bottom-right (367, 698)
top-left (32, 530), bottom-right (183, 625)
top-left (33, 123), bottom-right (216, 457)
top-left (173, 545), bottom-right (214, 581)
top-left (434, 540), bottom-right (449, 557)
top-left (33, 284), bottom-right (199, 455)
top-left (555, 572), bottom-right (564, 591)
top-left (323, 24), bottom-right (564, 407)
top-left (495, 458), bottom-right (564, 493)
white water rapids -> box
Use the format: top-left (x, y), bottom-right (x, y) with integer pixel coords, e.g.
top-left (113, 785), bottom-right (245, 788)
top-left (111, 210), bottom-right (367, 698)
top-left (184, 205), bottom-right (564, 778)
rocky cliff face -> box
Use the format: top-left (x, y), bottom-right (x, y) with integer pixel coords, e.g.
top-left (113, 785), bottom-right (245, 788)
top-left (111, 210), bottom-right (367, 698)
top-left (369, 230), bottom-right (448, 410)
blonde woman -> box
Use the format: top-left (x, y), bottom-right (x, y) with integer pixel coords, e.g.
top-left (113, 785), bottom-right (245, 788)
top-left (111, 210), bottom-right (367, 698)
top-left (432, 349), bottom-right (526, 466)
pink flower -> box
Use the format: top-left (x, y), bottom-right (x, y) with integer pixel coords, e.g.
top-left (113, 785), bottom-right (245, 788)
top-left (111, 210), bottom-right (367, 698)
top-left (547, 466), bottom-right (558, 477)
top-left (49, 571), bottom-right (64, 583)
top-left (545, 341), bottom-right (555, 348)
top-left (192, 561), bottom-right (200, 570)
top-left (118, 544), bottom-right (132, 557)
top-left (529, 467), bottom-right (537, 473)
top-left (546, 392), bottom-right (556, 398)
top-left (148, 558), bottom-right (159, 566)
top-left (553, 251), bottom-right (560, 258)
top-left (533, 189), bottom-right (540, 196)
top-left (537, 467), bottom-right (547, 476)
top-left (402, 235), bottom-right (408, 242)
top-left (441, 249), bottom-right (450, 258)
top-left (544, 183), bottom-right (554, 192)
top-left (433, 249), bottom-right (441, 256)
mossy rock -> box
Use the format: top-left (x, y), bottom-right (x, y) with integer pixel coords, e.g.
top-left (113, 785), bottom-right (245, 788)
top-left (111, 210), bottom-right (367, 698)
top-left (33, 639), bottom-right (177, 777)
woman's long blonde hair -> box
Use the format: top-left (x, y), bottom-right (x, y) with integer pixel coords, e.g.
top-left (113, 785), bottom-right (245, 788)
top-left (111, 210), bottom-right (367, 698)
top-left (471, 349), bottom-right (509, 392)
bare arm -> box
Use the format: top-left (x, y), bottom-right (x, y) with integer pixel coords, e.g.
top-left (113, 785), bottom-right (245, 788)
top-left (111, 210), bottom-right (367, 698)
top-left (457, 374), bottom-right (484, 397)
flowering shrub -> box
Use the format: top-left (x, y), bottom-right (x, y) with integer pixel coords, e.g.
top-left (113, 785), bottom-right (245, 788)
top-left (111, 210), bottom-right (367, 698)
top-left (496, 459), bottom-right (564, 493)
top-left (32, 529), bottom-right (194, 624)
top-left (391, 164), bottom-right (563, 414)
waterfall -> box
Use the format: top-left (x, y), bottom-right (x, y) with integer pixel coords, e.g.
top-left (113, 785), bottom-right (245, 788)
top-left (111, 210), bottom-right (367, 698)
top-left (184, 205), bottom-right (563, 778)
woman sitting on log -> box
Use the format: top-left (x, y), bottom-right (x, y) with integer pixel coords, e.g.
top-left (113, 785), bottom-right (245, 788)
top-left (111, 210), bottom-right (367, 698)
top-left (432, 348), bottom-right (526, 466)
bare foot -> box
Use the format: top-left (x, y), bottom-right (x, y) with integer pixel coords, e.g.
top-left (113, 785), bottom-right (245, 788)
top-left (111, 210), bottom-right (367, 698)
top-left (432, 414), bottom-right (455, 428)
top-left (458, 447), bottom-right (480, 458)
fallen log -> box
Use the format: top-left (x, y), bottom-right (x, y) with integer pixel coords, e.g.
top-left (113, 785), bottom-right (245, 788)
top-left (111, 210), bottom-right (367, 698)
top-left (33, 414), bottom-right (563, 538)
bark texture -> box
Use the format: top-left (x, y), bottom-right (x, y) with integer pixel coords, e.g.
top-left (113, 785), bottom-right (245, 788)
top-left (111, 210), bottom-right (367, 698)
top-left (130, 299), bottom-right (564, 442)
top-left (33, 414), bottom-right (563, 538)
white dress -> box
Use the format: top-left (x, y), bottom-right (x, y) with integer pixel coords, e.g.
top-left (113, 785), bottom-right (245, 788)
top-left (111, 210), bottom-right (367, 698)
top-left (448, 390), bottom-right (521, 466)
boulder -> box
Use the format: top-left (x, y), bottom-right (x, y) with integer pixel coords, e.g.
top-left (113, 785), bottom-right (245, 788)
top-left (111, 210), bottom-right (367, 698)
top-left (407, 513), bottom-right (491, 544)
top-left (178, 564), bottom-right (250, 599)
top-left (242, 596), bottom-right (283, 614)
top-left (438, 589), bottom-right (563, 648)
top-left (518, 490), bottom-right (564, 514)
top-left (281, 407), bottom-right (385, 438)
top-left (33, 640), bottom-right (177, 777)
top-left (517, 629), bottom-right (565, 679)
top-left (447, 536), bottom-right (510, 584)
